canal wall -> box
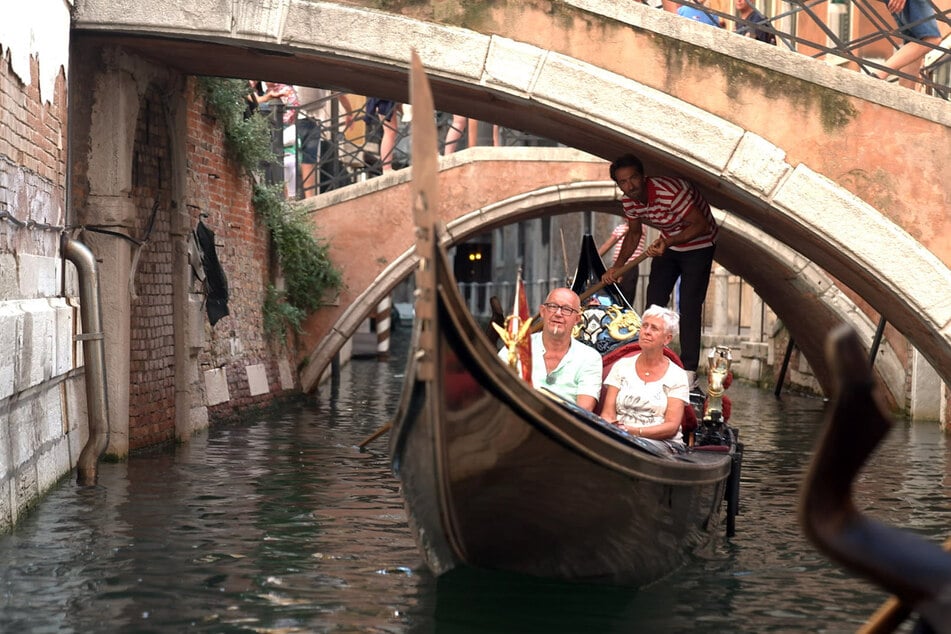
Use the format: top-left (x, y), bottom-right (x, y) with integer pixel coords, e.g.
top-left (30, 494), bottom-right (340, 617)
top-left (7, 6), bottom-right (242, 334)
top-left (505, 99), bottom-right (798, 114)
top-left (0, 14), bottom-right (300, 531)
top-left (0, 4), bottom-right (76, 531)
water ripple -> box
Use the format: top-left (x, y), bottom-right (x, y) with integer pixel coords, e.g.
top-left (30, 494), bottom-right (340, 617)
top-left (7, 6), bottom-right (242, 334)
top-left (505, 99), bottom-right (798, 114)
top-left (0, 330), bottom-right (947, 632)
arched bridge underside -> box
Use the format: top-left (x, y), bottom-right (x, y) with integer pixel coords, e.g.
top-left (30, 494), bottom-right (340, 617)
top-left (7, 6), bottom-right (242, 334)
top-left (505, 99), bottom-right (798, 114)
top-left (72, 0), bottom-right (951, 392)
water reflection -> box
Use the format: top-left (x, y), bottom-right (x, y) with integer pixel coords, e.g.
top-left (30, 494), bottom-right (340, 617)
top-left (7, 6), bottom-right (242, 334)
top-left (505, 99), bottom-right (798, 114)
top-left (0, 329), bottom-right (948, 632)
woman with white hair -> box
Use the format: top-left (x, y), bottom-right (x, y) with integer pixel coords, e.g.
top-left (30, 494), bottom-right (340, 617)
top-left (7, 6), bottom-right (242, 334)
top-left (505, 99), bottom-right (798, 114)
top-left (599, 305), bottom-right (691, 443)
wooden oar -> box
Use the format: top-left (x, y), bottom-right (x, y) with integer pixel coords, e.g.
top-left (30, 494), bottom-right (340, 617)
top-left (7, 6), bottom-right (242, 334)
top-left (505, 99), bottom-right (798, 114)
top-left (578, 250), bottom-right (650, 304)
top-left (358, 422), bottom-right (392, 448)
top-left (529, 251), bottom-right (650, 332)
top-left (484, 295), bottom-right (505, 346)
top-left (859, 535), bottom-right (951, 634)
top-left (799, 325), bottom-right (951, 633)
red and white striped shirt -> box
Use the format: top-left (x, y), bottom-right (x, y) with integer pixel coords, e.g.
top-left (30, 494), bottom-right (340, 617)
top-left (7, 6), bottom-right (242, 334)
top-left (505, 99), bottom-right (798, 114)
top-left (621, 177), bottom-right (718, 252)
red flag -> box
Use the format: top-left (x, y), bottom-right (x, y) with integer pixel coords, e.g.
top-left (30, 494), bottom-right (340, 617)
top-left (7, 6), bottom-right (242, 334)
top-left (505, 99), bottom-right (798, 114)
top-left (509, 274), bottom-right (533, 382)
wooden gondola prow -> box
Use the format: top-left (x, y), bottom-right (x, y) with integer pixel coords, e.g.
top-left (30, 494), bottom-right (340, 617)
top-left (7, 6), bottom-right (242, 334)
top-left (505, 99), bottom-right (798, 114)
top-left (697, 345), bottom-right (742, 538)
top-left (409, 49), bottom-right (440, 382)
top-left (799, 325), bottom-right (951, 633)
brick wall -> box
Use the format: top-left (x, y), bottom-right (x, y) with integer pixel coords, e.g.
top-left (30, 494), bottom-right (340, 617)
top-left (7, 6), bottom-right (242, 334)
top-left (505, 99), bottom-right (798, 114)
top-left (0, 56), bottom-right (66, 258)
top-left (184, 78), bottom-right (293, 422)
top-left (128, 85), bottom-right (176, 449)
top-left (120, 76), bottom-right (297, 446)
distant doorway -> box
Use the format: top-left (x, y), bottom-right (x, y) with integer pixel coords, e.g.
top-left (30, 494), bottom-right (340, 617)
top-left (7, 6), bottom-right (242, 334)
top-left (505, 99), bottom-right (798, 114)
top-left (454, 242), bottom-right (492, 309)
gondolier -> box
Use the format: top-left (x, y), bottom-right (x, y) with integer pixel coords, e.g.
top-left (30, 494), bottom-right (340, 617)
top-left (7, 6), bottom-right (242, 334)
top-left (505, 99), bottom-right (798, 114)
top-left (601, 153), bottom-right (718, 388)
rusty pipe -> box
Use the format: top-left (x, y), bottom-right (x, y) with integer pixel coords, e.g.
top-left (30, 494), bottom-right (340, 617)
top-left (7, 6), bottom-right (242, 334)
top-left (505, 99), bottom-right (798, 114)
top-left (62, 235), bottom-right (110, 486)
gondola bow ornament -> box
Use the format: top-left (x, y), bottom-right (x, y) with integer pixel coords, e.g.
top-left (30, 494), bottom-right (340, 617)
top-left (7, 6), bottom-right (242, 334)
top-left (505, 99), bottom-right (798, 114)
top-left (493, 270), bottom-right (533, 381)
top-left (799, 325), bottom-right (951, 633)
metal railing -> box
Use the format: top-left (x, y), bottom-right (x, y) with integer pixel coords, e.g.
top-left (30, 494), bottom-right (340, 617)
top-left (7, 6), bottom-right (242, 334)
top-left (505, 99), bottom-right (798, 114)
top-left (258, 97), bottom-right (560, 199)
top-left (685, 0), bottom-right (950, 95)
top-left (458, 278), bottom-right (566, 319)
top-left (249, 0), bottom-right (949, 196)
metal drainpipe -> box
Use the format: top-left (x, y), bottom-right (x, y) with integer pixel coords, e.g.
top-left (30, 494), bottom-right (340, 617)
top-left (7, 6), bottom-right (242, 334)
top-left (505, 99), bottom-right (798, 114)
top-left (62, 235), bottom-right (110, 486)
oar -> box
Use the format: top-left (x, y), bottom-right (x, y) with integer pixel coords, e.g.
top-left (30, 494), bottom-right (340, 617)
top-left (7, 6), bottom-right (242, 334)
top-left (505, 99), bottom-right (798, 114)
top-left (799, 325), bottom-right (951, 633)
top-left (358, 422), bottom-right (391, 448)
top-left (859, 535), bottom-right (951, 634)
top-left (528, 251), bottom-right (650, 333)
top-left (559, 228), bottom-right (572, 287)
top-left (484, 295), bottom-right (505, 346)
top-left (578, 251), bottom-right (650, 304)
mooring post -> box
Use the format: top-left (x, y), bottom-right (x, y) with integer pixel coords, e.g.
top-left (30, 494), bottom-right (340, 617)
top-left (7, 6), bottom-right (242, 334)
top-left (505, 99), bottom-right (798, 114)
top-left (375, 295), bottom-right (391, 361)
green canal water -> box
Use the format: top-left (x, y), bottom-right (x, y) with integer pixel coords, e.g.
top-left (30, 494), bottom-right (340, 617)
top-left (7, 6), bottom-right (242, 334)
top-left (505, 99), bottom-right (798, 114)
top-left (1, 328), bottom-right (948, 632)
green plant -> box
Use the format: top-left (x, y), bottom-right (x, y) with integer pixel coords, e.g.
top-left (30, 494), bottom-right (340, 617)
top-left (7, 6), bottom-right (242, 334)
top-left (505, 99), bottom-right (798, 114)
top-left (198, 77), bottom-right (343, 344)
top-left (262, 284), bottom-right (307, 343)
top-left (254, 183), bottom-right (342, 312)
top-left (196, 77), bottom-right (278, 172)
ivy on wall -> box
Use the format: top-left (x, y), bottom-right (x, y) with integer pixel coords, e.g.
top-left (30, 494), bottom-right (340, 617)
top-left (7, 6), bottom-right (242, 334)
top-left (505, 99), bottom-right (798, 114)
top-left (196, 77), bottom-right (342, 344)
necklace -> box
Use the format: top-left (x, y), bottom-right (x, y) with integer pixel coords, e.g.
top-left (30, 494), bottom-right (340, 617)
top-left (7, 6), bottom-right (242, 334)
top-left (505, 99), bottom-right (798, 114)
top-left (638, 356), bottom-right (660, 377)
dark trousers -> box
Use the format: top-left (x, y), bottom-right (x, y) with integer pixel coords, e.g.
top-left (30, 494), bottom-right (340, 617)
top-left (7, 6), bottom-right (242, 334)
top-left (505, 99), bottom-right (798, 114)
top-left (298, 118), bottom-right (346, 194)
top-left (645, 245), bottom-right (715, 372)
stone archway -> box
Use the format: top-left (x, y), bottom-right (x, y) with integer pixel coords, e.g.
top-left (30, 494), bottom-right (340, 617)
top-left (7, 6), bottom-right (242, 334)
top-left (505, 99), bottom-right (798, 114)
top-left (74, 0), bottom-right (951, 399)
top-left (300, 173), bottom-right (936, 403)
top-left (71, 45), bottom-right (194, 456)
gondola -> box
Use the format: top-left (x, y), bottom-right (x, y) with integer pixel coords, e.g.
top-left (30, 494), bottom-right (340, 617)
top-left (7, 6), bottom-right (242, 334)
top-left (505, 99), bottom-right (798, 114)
top-left (388, 52), bottom-right (741, 585)
top-left (389, 225), bottom-right (741, 584)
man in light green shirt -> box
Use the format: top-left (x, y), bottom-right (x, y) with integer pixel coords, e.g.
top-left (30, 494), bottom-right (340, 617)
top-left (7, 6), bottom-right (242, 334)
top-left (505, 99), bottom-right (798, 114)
top-left (499, 288), bottom-right (603, 411)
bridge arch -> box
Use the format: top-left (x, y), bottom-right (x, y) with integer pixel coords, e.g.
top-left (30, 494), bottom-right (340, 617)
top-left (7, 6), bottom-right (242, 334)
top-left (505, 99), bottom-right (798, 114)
top-left (73, 0), bottom-right (951, 393)
top-left (300, 168), bottom-right (922, 404)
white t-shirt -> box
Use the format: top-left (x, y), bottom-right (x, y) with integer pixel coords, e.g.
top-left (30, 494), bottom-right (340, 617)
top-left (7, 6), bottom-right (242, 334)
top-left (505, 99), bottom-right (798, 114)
top-left (604, 353), bottom-right (689, 442)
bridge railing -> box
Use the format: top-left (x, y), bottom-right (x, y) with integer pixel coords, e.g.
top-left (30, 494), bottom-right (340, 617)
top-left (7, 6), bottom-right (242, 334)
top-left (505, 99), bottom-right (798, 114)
top-left (257, 97), bottom-right (558, 199)
top-left (247, 0), bottom-right (949, 196)
top-left (459, 278), bottom-right (566, 319)
top-left (677, 0), bottom-right (950, 95)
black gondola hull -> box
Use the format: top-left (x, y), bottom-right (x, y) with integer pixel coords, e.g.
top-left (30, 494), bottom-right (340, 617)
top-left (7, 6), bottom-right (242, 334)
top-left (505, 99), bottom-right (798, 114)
top-left (390, 239), bottom-right (734, 585)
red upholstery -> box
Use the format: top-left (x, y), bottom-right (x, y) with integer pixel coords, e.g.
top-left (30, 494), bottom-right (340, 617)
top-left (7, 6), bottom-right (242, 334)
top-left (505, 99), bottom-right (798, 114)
top-left (595, 342), bottom-right (697, 437)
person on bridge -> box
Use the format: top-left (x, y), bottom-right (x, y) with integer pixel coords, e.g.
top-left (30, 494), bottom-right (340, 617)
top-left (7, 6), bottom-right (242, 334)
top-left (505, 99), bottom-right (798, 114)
top-left (676, 0), bottom-right (724, 28)
top-left (295, 87), bottom-right (354, 197)
top-left (734, 0), bottom-right (777, 44)
top-left (873, 0), bottom-right (941, 86)
top-left (601, 154), bottom-right (718, 389)
top-left (498, 288), bottom-right (603, 411)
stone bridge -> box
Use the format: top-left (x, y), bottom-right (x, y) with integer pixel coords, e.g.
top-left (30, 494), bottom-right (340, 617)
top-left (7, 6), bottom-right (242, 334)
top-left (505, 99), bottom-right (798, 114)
top-left (71, 0), bottom-right (951, 394)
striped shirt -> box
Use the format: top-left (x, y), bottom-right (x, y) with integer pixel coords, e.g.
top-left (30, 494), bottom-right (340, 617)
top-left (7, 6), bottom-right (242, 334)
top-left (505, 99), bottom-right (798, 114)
top-left (621, 177), bottom-right (718, 252)
top-left (611, 223), bottom-right (645, 264)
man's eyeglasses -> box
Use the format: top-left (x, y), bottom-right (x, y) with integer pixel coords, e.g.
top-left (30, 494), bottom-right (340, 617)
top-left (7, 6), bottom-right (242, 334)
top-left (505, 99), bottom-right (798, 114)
top-left (542, 302), bottom-right (579, 315)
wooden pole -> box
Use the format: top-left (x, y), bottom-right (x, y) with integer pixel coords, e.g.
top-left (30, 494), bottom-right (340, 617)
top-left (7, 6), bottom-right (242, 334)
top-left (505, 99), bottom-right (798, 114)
top-left (358, 422), bottom-right (392, 449)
